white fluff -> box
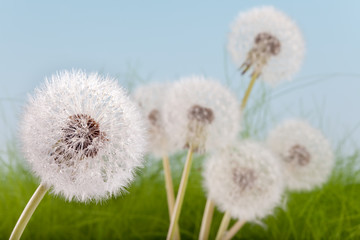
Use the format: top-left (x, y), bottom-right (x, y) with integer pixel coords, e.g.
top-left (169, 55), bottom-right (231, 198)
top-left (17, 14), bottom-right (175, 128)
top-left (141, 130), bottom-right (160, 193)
top-left (162, 75), bottom-right (241, 153)
top-left (228, 6), bottom-right (305, 85)
top-left (132, 82), bottom-right (174, 158)
top-left (266, 119), bottom-right (334, 191)
top-left (20, 69), bottom-right (147, 202)
top-left (204, 141), bottom-right (284, 221)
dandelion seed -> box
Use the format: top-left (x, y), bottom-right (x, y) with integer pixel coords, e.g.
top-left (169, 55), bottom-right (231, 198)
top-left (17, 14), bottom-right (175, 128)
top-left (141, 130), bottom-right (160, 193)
top-left (266, 119), bottom-right (334, 191)
top-left (228, 6), bottom-right (305, 85)
top-left (203, 141), bottom-right (284, 221)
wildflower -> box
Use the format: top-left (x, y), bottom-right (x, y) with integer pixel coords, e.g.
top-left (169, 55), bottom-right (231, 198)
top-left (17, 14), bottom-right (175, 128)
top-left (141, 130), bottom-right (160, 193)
top-left (132, 82), bottom-right (173, 158)
top-left (266, 119), bottom-right (334, 191)
top-left (203, 141), bottom-right (284, 221)
top-left (20, 69), bottom-right (147, 202)
top-left (162, 75), bottom-right (241, 153)
top-left (228, 6), bottom-right (305, 85)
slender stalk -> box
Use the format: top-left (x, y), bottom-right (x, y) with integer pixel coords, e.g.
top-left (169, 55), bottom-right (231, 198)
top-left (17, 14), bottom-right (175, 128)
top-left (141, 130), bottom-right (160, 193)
top-left (166, 146), bottom-right (194, 240)
top-left (223, 220), bottom-right (246, 240)
top-left (10, 183), bottom-right (49, 240)
top-left (162, 155), bottom-right (181, 240)
top-left (240, 72), bottom-right (259, 110)
top-left (162, 155), bottom-right (176, 216)
top-left (215, 211), bottom-right (231, 240)
top-left (199, 72), bottom-right (258, 239)
top-left (198, 199), bottom-right (215, 240)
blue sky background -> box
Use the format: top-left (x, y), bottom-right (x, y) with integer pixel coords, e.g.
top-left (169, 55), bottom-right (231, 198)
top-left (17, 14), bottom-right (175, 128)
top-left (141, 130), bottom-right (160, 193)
top-left (0, 0), bottom-right (359, 154)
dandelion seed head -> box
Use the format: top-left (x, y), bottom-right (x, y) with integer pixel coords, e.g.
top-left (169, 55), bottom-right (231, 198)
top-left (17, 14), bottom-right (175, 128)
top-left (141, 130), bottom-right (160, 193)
top-left (266, 119), bottom-right (334, 191)
top-left (162, 76), bottom-right (241, 153)
top-left (228, 6), bottom-right (305, 85)
top-left (203, 141), bottom-right (284, 221)
top-left (20, 69), bottom-right (147, 202)
top-left (255, 32), bottom-right (281, 56)
top-left (132, 82), bottom-right (174, 158)
top-left (63, 114), bottom-right (107, 158)
top-left (148, 109), bottom-right (161, 127)
top-left (188, 105), bottom-right (215, 124)
top-left (285, 144), bottom-right (311, 166)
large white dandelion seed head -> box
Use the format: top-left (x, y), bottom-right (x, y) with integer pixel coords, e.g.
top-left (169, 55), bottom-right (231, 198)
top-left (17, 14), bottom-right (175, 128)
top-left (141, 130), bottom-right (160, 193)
top-left (20, 69), bottom-right (147, 202)
top-left (266, 119), bottom-right (334, 191)
top-left (228, 6), bottom-right (305, 85)
top-left (162, 75), bottom-right (241, 153)
top-left (204, 141), bottom-right (284, 221)
top-left (132, 82), bottom-right (174, 158)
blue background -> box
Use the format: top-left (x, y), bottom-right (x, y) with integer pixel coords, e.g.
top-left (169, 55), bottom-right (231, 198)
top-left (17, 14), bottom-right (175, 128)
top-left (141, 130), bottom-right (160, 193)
top-left (0, 0), bottom-right (359, 154)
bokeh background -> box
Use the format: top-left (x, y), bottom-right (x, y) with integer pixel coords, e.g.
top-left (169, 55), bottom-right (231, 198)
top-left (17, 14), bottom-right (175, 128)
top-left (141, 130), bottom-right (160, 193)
top-left (1, 0), bottom-right (359, 154)
top-left (1, 1), bottom-right (360, 239)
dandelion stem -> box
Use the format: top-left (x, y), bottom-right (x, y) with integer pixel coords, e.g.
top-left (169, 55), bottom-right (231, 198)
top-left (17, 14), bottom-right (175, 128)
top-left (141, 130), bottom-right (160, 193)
top-left (215, 211), bottom-right (231, 240)
top-left (241, 72), bottom-right (259, 110)
top-left (10, 183), bottom-right (49, 240)
top-left (198, 199), bottom-right (215, 240)
top-left (162, 155), bottom-right (181, 240)
top-left (166, 145), bottom-right (194, 240)
top-left (223, 220), bottom-right (246, 240)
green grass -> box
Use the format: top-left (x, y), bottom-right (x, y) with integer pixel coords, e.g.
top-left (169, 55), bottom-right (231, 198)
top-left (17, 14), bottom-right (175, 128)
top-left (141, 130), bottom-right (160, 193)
top-left (1, 141), bottom-right (360, 239)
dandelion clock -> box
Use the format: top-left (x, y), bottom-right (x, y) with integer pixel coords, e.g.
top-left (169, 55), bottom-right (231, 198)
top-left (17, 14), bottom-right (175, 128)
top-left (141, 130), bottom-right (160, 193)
top-left (228, 6), bottom-right (305, 86)
top-left (204, 141), bottom-right (284, 240)
top-left (10, 70), bottom-right (147, 240)
top-left (163, 75), bottom-right (241, 153)
top-left (266, 119), bottom-right (334, 191)
top-left (132, 82), bottom-right (173, 158)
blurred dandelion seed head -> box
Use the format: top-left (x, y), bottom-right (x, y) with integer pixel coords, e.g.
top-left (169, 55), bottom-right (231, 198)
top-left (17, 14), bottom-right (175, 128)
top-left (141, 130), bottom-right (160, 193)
top-left (285, 144), bottom-right (311, 166)
top-left (148, 109), bottom-right (161, 127)
top-left (132, 82), bottom-right (173, 157)
top-left (203, 141), bottom-right (284, 221)
top-left (255, 32), bottom-right (281, 56)
top-left (267, 119), bottom-right (334, 191)
top-left (185, 104), bottom-right (215, 151)
top-left (232, 167), bottom-right (257, 192)
top-left (163, 76), bottom-right (241, 153)
top-left (187, 104), bottom-right (215, 124)
top-left (21, 69), bottom-right (147, 202)
top-left (228, 6), bottom-right (305, 85)
top-left (242, 32), bottom-right (282, 76)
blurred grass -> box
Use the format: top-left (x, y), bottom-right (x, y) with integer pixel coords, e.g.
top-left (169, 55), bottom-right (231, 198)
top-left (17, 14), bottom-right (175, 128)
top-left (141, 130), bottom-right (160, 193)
top-left (1, 141), bottom-right (360, 239)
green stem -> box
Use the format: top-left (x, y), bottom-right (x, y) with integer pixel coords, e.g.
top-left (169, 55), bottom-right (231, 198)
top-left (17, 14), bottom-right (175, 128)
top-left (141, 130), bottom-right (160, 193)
top-left (166, 146), bottom-right (194, 240)
top-left (10, 183), bottom-right (49, 240)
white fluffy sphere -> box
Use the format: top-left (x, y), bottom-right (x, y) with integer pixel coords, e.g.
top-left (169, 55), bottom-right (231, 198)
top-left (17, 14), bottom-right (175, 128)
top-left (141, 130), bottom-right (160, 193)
top-left (266, 119), bottom-right (334, 191)
top-left (132, 82), bottom-right (174, 158)
top-left (228, 6), bottom-right (305, 85)
top-left (162, 75), bottom-right (241, 153)
top-left (204, 141), bottom-right (284, 221)
top-left (20, 70), bottom-right (147, 202)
